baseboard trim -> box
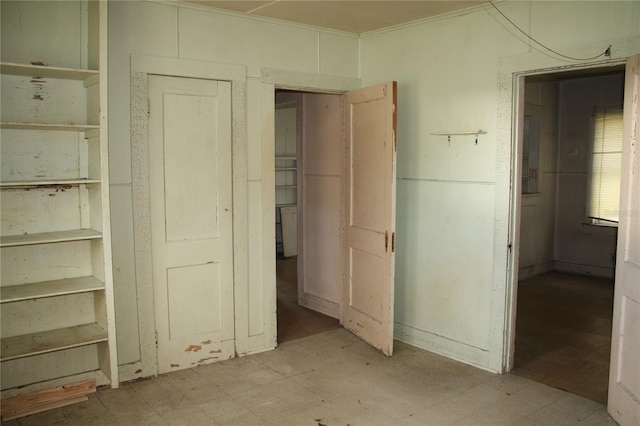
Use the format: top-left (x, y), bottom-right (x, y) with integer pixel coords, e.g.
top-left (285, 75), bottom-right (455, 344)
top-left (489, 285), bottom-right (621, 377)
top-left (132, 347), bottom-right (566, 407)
top-left (394, 322), bottom-right (496, 373)
top-left (553, 261), bottom-right (614, 278)
top-left (300, 293), bottom-right (339, 319)
top-left (518, 262), bottom-right (553, 281)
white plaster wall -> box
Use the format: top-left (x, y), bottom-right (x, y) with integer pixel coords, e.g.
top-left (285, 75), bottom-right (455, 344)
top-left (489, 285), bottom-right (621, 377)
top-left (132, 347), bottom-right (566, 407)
top-left (360, 1), bottom-right (639, 371)
top-left (554, 73), bottom-right (624, 278)
top-left (108, 1), bottom-right (359, 380)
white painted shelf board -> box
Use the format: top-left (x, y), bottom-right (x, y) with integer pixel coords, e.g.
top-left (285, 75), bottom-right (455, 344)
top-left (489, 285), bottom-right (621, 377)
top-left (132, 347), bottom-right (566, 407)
top-left (1, 276), bottom-right (105, 304)
top-left (276, 185), bottom-right (297, 189)
top-left (276, 203), bottom-right (297, 208)
top-left (0, 229), bottom-right (102, 247)
top-left (275, 156), bottom-right (297, 160)
top-left (0, 179), bottom-right (101, 188)
top-left (0, 122), bottom-right (99, 131)
top-left (0, 62), bottom-right (99, 80)
top-left (0, 323), bottom-right (108, 361)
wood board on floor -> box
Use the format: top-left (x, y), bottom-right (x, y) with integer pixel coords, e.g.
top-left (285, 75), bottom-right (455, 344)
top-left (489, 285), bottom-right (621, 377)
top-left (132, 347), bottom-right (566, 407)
top-left (0, 378), bottom-right (96, 421)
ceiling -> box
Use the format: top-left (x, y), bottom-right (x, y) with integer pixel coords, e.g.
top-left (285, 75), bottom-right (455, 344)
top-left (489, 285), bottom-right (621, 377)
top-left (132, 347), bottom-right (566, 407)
top-left (183, 1), bottom-right (489, 34)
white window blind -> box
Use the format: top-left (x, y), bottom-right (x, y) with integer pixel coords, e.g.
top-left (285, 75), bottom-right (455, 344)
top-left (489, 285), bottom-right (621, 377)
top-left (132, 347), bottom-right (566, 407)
top-left (588, 107), bottom-right (623, 225)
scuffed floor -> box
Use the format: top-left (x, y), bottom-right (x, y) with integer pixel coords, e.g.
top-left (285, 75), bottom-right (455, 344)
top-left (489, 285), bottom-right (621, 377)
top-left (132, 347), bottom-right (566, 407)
top-left (4, 328), bottom-right (614, 425)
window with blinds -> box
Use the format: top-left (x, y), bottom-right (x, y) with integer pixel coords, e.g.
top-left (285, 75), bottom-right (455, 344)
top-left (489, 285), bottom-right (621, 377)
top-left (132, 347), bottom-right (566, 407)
top-left (588, 107), bottom-right (623, 226)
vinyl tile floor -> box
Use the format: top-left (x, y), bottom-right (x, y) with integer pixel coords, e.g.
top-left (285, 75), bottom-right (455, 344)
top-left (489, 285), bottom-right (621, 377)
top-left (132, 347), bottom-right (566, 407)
top-left (3, 328), bottom-right (616, 425)
top-left (511, 272), bottom-right (614, 405)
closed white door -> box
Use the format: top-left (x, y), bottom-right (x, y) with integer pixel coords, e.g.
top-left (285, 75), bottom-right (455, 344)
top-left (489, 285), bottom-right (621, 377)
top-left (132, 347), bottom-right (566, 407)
top-left (608, 54), bottom-right (640, 426)
top-left (341, 82), bottom-right (397, 356)
top-left (148, 75), bottom-right (234, 373)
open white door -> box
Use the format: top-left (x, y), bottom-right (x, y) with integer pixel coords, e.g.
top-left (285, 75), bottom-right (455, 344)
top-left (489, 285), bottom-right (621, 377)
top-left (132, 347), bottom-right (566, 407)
top-left (342, 81), bottom-right (397, 356)
top-left (608, 54), bottom-right (640, 425)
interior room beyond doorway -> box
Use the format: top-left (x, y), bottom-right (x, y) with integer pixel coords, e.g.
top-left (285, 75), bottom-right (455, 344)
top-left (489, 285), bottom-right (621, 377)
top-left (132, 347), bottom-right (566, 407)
top-left (275, 90), bottom-right (341, 344)
top-left (512, 65), bottom-right (624, 405)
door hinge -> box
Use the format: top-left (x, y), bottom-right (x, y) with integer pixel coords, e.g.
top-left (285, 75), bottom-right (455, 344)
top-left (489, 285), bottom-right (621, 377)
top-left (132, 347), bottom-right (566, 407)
top-left (148, 98), bottom-right (151, 116)
top-left (392, 232), bottom-right (395, 253)
top-left (155, 331), bottom-right (158, 345)
top-left (385, 230), bottom-right (389, 252)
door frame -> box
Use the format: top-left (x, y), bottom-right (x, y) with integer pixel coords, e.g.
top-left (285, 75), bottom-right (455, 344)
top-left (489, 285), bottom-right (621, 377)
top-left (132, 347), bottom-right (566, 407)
top-left (261, 69), bottom-right (360, 340)
top-left (129, 55), bottom-right (246, 379)
top-left (504, 59), bottom-right (627, 371)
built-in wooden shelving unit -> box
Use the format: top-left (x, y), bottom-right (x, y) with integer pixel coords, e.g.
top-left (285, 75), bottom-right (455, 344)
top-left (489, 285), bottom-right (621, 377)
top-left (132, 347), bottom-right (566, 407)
top-left (0, 1), bottom-right (118, 401)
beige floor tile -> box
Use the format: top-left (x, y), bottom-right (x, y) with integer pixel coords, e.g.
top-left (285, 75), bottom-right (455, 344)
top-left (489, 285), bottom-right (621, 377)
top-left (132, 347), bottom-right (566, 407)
top-left (245, 398), bottom-right (298, 423)
top-left (97, 385), bottom-right (156, 419)
top-left (73, 417), bottom-right (120, 425)
top-left (214, 407), bottom-right (266, 425)
top-left (218, 356), bottom-right (286, 386)
top-left (65, 416), bottom-right (120, 425)
top-left (7, 408), bottom-right (67, 426)
top-left (172, 379), bottom-right (225, 405)
top-left (245, 366), bottom-right (286, 385)
top-left (460, 382), bottom-right (513, 406)
top-left (483, 373), bottom-right (534, 395)
top-left (61, 393), bottom-right (113, 420)
top-left (505, 381), bottom-right (566, 413)
top-left (195, 394), bottom-right (246, 420)
top-left (456, 404), bottom-right (529, 426)
top-left (129, 376), bottom-right (178, 407)
top-left (260, 378), bottom-right (326, 411)
top-left (578, 408), bottom-right (618, 425)
top-left (401, 399), bottom-right (477, 426)
top-left (113, 410), bottom-right (169, 425)
top-left (227, 379), bottom-right (282, 406)
top-left (270, 399), bottom-right (397, 426)
top-left (526, 392), bottom-right (603, 424)
top-left (262, 352), bottom-right (327, 378)
top-left (290, 356), bottom-right (376, 396)
top-left (152, 402), bottom-right (213, 425)
top-left (251, 341), bottom-right (316, 363)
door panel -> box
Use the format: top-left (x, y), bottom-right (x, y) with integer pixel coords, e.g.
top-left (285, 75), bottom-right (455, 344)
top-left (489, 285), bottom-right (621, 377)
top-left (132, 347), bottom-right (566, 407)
top-left (608, 54), bottom-right (640, 425)
top-left (148, 75), bottom-right (234, 374)
top-left (342, 81), bottom-right (397, 356)
top-left (350, 248), bottom-right (385, 320)
top-left (163, 92), bottom-right (220, 242)
top-left (351, 101), bottom-right (388, 231)
top-left (167, 263), bottom-right (222, 338)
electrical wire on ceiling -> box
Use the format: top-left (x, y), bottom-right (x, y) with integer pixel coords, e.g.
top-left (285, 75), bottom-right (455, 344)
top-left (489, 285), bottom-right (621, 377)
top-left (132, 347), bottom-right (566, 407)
top-left (488, 0), bottom-right (611, 61)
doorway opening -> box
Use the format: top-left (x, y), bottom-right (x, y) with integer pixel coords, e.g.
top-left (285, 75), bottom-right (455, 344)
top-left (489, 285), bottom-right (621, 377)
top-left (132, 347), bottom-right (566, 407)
top-left (274, 89), bottom-right (341, 344)
top-left (271, 81), bottom-right (398, 355)
top-left (510, 65), bottom-right (625, 404)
